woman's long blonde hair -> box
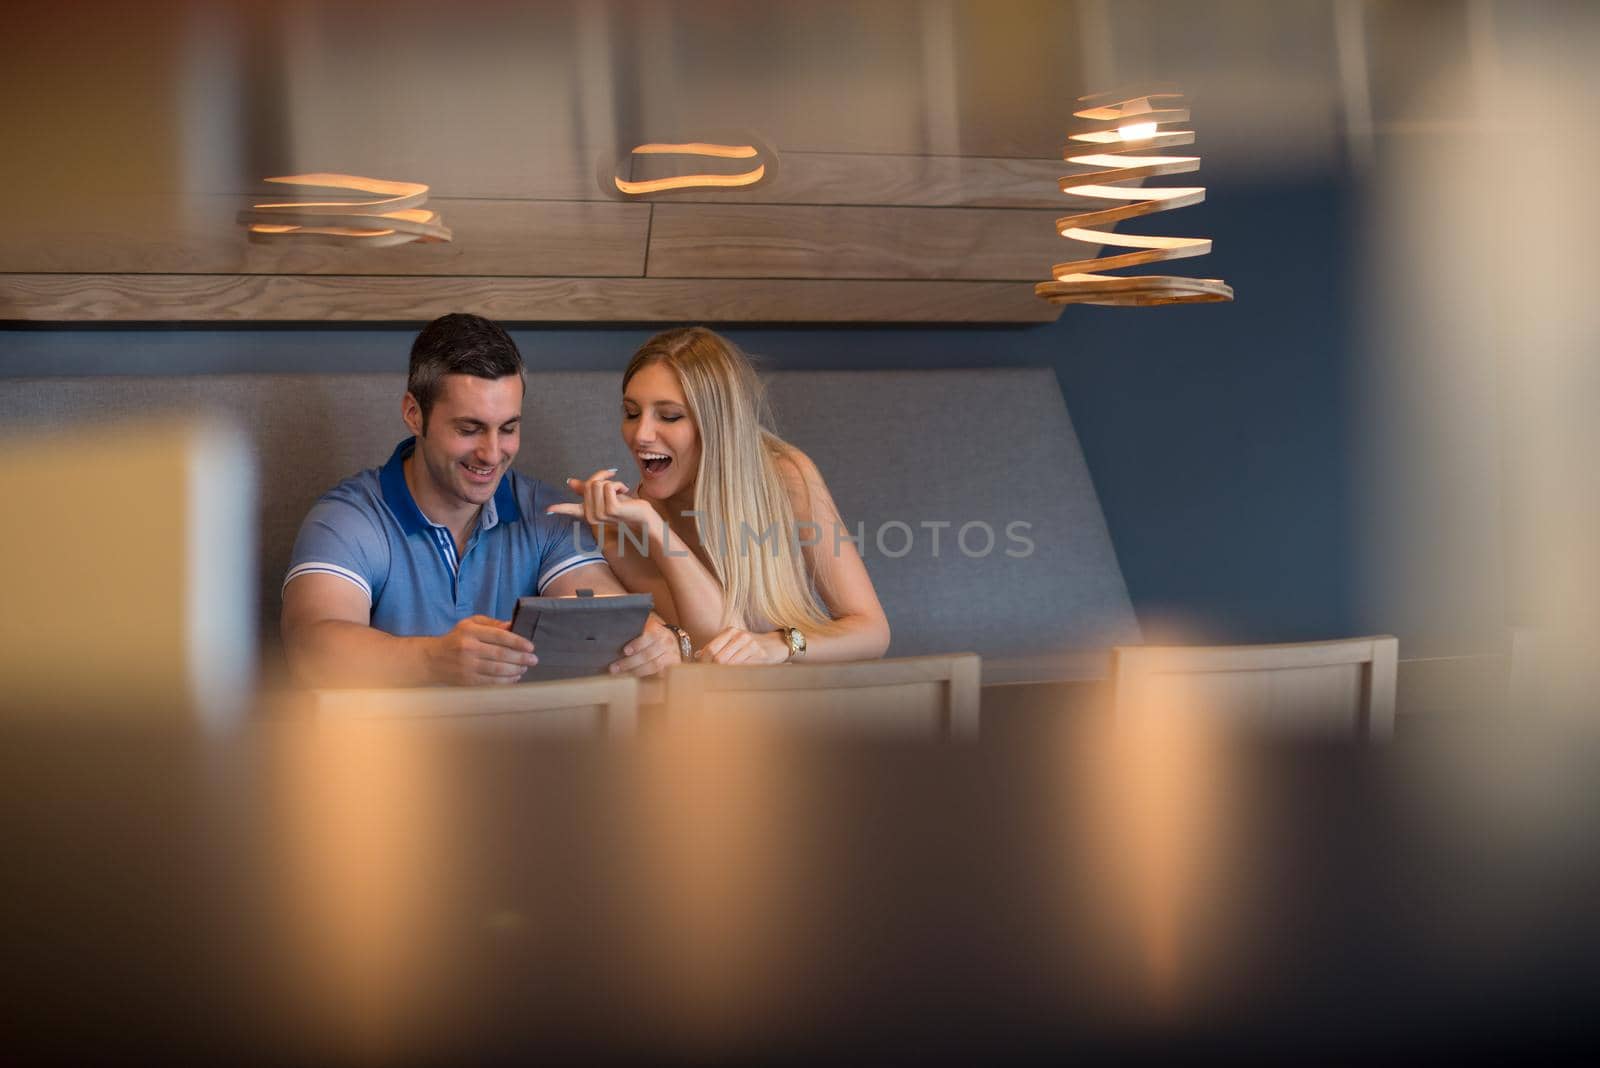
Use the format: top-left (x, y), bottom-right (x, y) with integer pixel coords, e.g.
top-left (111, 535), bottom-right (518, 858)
top-left (624, 327), bottom-right (836, 633)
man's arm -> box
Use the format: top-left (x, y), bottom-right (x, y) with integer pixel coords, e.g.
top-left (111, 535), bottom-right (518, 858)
top-left (281, 573), bottom-right (537, 688)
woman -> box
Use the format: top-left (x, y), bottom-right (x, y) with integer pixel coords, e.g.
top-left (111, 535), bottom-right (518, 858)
top-left (548, 327), bottom-right (889, 664)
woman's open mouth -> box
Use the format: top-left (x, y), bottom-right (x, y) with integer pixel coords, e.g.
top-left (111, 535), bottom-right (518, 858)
top-left (639, 452), bottom-right (672, 477)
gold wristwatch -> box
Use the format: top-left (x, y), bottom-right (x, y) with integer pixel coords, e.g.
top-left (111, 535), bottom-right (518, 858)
top-left (781, 625), bottom-right (807, 662)
top-left (665, 624), bottom-right (694, 663)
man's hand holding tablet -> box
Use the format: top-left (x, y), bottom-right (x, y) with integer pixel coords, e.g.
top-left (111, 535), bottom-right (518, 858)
top-left (423, 615), bottom-right (539, 686)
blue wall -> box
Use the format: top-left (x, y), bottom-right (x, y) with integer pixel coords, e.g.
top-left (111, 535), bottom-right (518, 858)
top-left (1056, 177), bottom-right (1360, 644)
top-left (0, 177), bottom-right (1362, 646)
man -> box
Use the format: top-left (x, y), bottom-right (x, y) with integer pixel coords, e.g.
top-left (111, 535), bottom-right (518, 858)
top-left (281, 313), bottom-right (678, 686)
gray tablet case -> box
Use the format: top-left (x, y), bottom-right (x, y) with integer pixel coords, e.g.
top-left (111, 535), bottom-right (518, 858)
top-left (511, 591), bottom-right (654, 680)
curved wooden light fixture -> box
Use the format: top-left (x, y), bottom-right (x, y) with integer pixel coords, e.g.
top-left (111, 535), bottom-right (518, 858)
top-left (604, 139), bottom-right (774, 197)
top-left (235, 173), bottom-right (452, 248)
top-left (1036, 90), bottom-right (1231, 307)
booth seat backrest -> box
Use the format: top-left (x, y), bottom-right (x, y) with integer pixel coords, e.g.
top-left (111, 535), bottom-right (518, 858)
top-left (763, 370), bottom-right (1139, 677)
top-left (0, 369), bottom-right (1138, 682)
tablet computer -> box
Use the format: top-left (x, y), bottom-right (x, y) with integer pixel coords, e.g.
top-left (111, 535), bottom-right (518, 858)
top-left (510, 591), bottom-right (654, 680)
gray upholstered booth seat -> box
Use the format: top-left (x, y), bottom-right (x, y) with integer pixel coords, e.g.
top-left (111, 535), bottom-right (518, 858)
top-left (0, 369), bottom-right (1139, 684)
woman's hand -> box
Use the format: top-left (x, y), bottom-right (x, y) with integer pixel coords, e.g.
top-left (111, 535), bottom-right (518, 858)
top-left (545, 467), bottom-right (659, 532)
top-left (695, 627), bottom-right (791, 665)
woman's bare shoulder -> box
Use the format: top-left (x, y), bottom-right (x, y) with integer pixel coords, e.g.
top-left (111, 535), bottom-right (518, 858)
top-left (770, 441), bottom-right (824, 486)
top-left (769, 442), bottom-right (839, 524)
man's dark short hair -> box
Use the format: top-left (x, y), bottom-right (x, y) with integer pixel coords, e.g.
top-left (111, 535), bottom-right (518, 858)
top-left (407, 313), bottom-right (525, 429)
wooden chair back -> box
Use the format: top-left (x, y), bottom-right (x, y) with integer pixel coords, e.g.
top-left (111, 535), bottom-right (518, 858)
top-left (662, 654), bottom-right (981, 738)
top-left (1112, 636), bottom-right (1399, 741)
top-left (309, 675), bottom-right (639, 737)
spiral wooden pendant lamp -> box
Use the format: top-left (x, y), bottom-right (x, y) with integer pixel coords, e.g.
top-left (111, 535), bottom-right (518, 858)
top-left (614, 142), bottom-right (768, 195)
top-left (600, 137), bottom-right (777, 198)
top-left (1036, 90), bottom-right (1231, 307)
top-left (235, 173), bottom-right (452, 248)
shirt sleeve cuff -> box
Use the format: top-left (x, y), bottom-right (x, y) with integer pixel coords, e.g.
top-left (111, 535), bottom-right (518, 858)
top-left (283, 561), bottom-right (373, 602)
top-left (536, 554), bottom-right (606, 594)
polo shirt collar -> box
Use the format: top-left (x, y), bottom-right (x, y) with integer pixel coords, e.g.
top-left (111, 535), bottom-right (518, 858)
top-left (493, 460), bottom-right (522, 523)
top-left (378, 437), bottom-right (524, 539)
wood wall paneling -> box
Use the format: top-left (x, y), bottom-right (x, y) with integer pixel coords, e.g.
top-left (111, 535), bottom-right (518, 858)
top-left (646, 204), bottom-right (1090, 281)
top-left (373, 152), bottom-right (1077, 209)
top-left (0, 197), bottom-right (650, 278)
top-left (0, 276), bottom-right (1061, 323)
top-left (0, 153), bottom-right (1098, 321)
top-left (623, 152), bottom-right (1074, 208)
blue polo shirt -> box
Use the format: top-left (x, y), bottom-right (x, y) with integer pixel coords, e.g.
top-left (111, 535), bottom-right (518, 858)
top-left (284, 438), bottom-right (605, 636)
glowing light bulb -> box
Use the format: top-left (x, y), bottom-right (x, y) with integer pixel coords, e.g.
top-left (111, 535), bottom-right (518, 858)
top-left (1118, 121), bottom-right (1158, 141)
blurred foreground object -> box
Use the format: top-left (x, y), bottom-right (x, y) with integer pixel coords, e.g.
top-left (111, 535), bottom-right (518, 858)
top-left (1112, 636), bottom-right (1397, 741)
top-left (1508, 626), bottom-right (1600, 725)
top-left (5, 711), bottom-right (1600, 1063)
top-left (1356, 2), bottom-right (1600, 719)
top-left (0, 418), bottom-right (256, 728)
top-left (1037, 87), bottom-right (1232, 307)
